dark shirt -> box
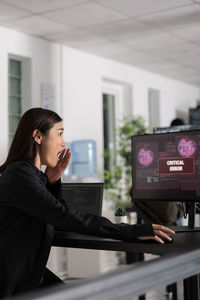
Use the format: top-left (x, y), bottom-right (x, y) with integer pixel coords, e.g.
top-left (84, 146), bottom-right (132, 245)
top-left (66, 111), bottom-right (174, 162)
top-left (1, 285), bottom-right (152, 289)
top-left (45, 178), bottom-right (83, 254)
top-left (0, 161), bottom-right (153, 297)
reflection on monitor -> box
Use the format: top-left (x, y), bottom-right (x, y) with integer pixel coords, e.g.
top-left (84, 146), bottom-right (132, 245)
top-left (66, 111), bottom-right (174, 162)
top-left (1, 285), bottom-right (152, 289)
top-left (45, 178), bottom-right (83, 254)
top-left (62, 182), bottom-right (104, 216)
top-left (132, 130), bottom-right (200, 202)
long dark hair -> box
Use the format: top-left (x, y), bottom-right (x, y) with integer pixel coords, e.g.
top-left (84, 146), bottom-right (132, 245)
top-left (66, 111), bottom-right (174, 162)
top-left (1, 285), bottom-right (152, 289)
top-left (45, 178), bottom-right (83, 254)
top-left (0, 107), bottom-right (62, 173)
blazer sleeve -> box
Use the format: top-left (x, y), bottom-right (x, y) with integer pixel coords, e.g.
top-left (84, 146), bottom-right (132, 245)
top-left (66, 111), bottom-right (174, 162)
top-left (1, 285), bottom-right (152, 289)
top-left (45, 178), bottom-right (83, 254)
top-left (3, 163), bottom-right (154, 242)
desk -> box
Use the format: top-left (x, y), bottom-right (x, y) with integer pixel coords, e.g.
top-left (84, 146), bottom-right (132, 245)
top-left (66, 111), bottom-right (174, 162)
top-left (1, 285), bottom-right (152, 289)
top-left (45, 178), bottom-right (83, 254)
top-left (53, 230), bottom-right (200, 255)
top-left (53, 231), bottom-right (200, 300)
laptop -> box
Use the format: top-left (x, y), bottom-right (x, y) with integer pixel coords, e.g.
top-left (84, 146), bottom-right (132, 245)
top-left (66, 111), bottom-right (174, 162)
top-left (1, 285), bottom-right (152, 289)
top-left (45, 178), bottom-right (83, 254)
top-left (61, 182), bottom-right (104, 216)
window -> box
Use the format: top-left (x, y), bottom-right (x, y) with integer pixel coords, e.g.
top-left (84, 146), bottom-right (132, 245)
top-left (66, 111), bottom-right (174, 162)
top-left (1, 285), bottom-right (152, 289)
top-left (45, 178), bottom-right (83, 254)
top-left (8, 59), bottom-right (22, 145)
top-left (102, 81), bottom-right (132, 182)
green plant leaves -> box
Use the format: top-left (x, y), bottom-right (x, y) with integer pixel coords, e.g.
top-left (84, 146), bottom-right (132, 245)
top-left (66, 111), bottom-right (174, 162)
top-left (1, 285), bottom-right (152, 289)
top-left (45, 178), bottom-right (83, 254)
top-left (114, 207), bottom-right (128, 216)
top-left (104, 115), bottom-right (147, 210)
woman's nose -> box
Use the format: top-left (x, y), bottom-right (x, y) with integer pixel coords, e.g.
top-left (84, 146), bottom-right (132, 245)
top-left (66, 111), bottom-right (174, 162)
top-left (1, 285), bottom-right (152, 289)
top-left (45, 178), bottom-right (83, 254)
top-left (62, 138), bottom-right (66, 148)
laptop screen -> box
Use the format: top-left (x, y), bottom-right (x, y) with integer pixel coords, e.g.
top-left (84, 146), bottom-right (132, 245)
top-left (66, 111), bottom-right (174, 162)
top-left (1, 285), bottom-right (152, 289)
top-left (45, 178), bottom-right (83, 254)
top-left (62, 182), bottom-right (104, 216)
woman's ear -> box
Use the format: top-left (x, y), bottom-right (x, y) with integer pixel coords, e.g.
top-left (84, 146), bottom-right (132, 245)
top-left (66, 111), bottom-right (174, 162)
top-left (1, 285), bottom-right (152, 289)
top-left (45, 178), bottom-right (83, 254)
top-left (33, 129), bottom-right (42, 145)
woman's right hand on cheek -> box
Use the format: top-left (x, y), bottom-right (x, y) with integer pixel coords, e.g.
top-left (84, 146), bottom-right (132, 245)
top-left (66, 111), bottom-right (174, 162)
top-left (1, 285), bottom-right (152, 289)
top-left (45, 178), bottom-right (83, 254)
top-left (46, 148), bottom-right (71, 183)
top-left (138, 224), bottom-right (175, 244)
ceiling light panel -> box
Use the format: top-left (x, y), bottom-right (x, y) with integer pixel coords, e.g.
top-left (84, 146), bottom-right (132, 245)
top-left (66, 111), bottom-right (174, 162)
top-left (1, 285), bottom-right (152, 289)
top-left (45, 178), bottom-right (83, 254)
top-left (0, 2), bottom-right (30, 21)
top-left (42, 2), bottom-right (126, 27)
top-left (96, 0), bottom-right (193, 17)
top-left (85, 18), bottom-right (158, 40)
top-left (139, 4), bottom-right (200, 30)
top-left (1, 15), bottom-right (70, 36)
top-left (121, 31), bottom-right (186, 50)
top-left (46, 29), bottom-right (108, 48)
top-left (2, 0), bottom-right (88, 13)
top-left (83, 41), bottom-right (133, 57)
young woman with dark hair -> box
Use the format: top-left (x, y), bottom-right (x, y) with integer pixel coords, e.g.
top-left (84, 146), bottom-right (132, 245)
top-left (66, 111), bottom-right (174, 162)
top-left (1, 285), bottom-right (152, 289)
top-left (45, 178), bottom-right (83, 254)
top-left (0, 107), bottom-right (175, 298)
top-left (0, 107), bottom-right (63, 173)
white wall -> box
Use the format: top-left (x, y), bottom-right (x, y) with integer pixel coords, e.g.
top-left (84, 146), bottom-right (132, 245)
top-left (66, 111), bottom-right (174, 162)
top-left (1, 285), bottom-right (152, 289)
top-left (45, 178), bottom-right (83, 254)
top-left (61, 46), bottom-right (200, 179)
top-left (0, 26), bottom-right (61, 164)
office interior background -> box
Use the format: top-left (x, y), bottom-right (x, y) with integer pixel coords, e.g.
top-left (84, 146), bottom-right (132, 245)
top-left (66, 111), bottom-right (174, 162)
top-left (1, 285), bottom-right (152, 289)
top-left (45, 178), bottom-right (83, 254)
top-left (1, 0), bottom-right (200, 292)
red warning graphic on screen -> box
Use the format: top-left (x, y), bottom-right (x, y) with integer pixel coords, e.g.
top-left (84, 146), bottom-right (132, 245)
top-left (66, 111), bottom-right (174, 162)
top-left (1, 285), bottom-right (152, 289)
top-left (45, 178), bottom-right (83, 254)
top-left (138, 148), bottom-right (154, 167)
top-left (158, 157), bottom-right (194, 174)
top-left (177, 138), bottom-right (197, 157)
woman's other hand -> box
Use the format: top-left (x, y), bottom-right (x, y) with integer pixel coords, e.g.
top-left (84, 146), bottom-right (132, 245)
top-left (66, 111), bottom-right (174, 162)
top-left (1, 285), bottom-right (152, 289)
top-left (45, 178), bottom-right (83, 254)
top-left (46, 148), bottom-right (71, 184)
top-left (138, 224), bottom-right (175, 244)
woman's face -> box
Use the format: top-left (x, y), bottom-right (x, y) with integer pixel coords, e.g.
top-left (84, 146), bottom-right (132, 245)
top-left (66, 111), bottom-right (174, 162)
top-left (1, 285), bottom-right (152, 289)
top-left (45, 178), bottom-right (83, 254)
top-left (39, 121), bottom-right (66, 168)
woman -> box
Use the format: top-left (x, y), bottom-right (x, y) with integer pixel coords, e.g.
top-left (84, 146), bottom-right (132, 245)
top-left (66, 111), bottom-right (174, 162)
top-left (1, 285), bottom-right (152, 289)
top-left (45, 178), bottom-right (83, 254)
top-left (0, 108), bottom-right (174, 298)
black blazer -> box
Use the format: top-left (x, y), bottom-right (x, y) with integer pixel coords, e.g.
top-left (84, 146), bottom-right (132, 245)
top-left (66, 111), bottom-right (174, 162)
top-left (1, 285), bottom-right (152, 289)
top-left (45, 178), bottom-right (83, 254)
top-left (0, 161), bottom-right (153, 297)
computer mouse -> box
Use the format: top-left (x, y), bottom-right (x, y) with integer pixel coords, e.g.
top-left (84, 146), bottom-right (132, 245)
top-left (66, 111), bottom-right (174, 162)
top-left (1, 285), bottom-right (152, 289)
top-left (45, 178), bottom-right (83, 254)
top-left (161, 234), bottom-right (174, 243)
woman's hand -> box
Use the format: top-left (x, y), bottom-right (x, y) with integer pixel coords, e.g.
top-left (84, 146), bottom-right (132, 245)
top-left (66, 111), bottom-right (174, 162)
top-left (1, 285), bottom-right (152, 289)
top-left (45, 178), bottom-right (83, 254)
top-left (46, 148), bottom-right (71, 184)
top-left (138, 224), bottom-right (175, 244)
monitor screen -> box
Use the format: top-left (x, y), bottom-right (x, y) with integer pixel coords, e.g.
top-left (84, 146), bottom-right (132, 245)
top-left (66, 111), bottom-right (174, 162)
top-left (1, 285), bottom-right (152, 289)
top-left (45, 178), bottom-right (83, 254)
top-left (62, 182), bottom-right (104, 216)
top-left (132, 130), bottom-right (200, 202)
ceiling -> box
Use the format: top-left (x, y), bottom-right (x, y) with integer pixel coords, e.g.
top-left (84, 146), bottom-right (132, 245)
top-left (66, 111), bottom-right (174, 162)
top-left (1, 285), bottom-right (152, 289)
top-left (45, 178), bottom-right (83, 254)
top-left (1, 0), bottom-right (200, 87)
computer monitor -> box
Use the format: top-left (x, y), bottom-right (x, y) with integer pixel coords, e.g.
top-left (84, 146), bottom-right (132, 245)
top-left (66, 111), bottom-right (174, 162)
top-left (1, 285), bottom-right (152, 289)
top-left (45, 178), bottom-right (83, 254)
top-left (62, 182), bottom-right (104, 216)
top-left (131, 130), bottom-right (200, 203)
top-left (189, 107), bottom-right (200, 125)
top-left (153, 125), bottom-right (200, 134)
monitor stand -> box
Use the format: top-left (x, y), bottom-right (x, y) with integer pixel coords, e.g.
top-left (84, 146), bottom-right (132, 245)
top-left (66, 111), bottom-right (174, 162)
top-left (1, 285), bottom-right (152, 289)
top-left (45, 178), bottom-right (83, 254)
top-left (171, 202), bottom-right (200, 233)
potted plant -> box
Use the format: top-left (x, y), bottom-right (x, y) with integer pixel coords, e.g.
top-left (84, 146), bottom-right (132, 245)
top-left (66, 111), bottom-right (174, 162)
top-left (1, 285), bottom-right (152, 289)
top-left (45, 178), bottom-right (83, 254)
top-left (104, 115), bottom-right (147, 217)
top-left (114, 207), bottom-right (128, 223)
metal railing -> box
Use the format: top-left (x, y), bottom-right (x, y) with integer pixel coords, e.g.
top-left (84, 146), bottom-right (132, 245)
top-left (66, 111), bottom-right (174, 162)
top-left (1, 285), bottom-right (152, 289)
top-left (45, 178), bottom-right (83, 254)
top-left (16, 248), bottom-right (200, 300)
